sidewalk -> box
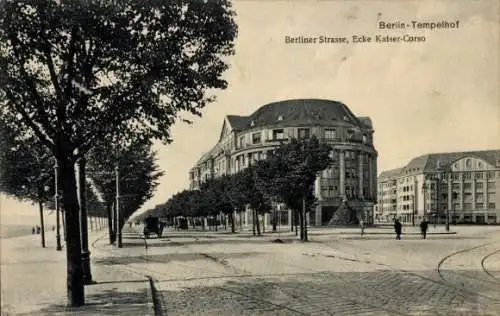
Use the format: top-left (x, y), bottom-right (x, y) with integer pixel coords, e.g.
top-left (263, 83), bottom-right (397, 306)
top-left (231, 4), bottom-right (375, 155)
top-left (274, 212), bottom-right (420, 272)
top-left (1, 229), bottom-right (154, 315)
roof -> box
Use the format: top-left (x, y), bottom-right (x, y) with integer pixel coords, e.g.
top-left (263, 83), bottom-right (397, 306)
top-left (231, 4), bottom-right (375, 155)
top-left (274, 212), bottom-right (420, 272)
top-left (226, 115), bottom-right (249, 131)
top-left (382, 149), bottom-right (500, 178)
top-left (245, 99), bottom-right (368, 130)
top-left (378, 168), bottom-right (403, 180)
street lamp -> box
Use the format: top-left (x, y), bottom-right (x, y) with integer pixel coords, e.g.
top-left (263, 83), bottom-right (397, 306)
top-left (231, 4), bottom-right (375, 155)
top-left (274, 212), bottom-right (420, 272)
top-left (422, 181), bottom-right (428, 221)
top-left (436, 169), bottom-right (450, 232)
top-left (411, 195), bottom-right (415, 227)
top-left (54, 160), bottom-right (62, 251)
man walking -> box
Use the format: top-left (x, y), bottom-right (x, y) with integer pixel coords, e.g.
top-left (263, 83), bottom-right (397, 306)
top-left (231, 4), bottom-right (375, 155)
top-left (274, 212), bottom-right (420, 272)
top-left (420, 219), bottom-right (429, 239)
top-left (394, 218), bottom-right (402, 240)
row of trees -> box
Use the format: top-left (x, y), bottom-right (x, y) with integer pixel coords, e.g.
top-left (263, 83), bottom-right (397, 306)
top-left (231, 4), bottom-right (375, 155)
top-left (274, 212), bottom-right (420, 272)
top-left (140, 137), bottom-right (333, 241)
top-left (0, 120), bottom-right (164, 248)
top-left (0, 0), bottom-right (237, 306)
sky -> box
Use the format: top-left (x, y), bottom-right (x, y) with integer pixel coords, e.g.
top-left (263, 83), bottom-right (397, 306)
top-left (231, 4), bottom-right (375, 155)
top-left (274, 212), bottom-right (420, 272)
top-left (1, 0), bottom-right (499, 223)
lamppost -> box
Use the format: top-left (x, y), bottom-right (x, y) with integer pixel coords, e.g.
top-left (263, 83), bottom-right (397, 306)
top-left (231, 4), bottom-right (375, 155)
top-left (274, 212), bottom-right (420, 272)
top-left (411, 195), bottom-right (415, 227)
top-left (115, 163), bottom-right (122, 248)
top-left (436, 169), bottom-right (450, 232)
top-left (422, 180), bottom-right (428, 221)
top-left (54, 160), bottom-right (62, 251)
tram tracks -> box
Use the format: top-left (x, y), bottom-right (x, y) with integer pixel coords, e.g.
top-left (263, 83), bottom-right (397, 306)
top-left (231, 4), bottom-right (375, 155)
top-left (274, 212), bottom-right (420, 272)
top-left (92, 230), bottom-right (409, 315)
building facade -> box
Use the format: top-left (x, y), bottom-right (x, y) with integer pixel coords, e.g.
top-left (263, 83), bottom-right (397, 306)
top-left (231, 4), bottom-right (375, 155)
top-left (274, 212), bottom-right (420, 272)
top-left (376, 150), bottom-right (500, 224)
top-left (188, 99), bottom-right (378, 227)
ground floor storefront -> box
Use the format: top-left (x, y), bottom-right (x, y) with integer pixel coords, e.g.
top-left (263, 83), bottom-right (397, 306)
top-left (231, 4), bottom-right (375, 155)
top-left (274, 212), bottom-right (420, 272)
top-left (377, 210), bottom-right (500, 225)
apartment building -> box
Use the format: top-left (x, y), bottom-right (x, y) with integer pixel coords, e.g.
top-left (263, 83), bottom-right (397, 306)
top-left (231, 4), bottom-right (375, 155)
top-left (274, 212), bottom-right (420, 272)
top-left (188, 99), bottom-right (378, 227)
top-left (376, 150), bottom-right (500, 224)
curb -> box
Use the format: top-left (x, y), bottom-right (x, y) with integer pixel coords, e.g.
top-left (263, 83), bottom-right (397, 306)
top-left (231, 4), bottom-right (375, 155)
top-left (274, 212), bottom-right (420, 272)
top-left (147, 275), bottom-right (165, 316)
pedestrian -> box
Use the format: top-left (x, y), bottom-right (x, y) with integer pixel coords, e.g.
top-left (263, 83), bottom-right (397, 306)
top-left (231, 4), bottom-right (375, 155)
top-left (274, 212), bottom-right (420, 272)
top-left (32, 226), bottom-right (35, 234)
top-left (36, 226), bottom-right (40, 234)
top-left (359, 218), bottom-right (365, 236)
top-left (420, 219), bottom-right (429, 239)
top-left (394, 218), bottom-right (402, 240)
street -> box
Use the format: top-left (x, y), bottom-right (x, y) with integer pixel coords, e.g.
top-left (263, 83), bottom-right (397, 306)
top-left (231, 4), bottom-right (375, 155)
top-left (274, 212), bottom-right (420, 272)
top-left (93, 226), bottom-right (500, 316)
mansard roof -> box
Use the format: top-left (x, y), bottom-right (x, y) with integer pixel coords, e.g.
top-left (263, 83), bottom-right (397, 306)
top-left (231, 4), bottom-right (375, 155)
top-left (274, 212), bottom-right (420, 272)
top-left (382, 149), bottom-right (500, 178)
top-left (246, 99), bottom-right (367, 130)
top-left (226, 115), bottom-right (249, 131)
top-left (378, 168), bottom-right (403, 180)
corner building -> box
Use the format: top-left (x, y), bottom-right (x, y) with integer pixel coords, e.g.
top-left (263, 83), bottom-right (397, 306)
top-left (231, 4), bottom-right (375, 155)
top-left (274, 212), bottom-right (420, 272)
top-left (376, 150), bottom-right (500, 224)
top-left (189, 99), bottom-right (378, 227)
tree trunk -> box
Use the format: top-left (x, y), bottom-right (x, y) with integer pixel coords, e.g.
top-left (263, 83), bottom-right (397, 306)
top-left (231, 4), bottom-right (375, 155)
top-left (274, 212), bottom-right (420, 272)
top-left (304, 212), bottom-right (309, 241)
top-left (118, 215), bottom-right (123, 247)
top-left (59, 157), bottom-right (84, 306)
top-left (62, 210), bottom-right (67, 241)
top-left (107, 203), bottom-right (114, 244)
top-left (229, 212), bottom-right (235, 233)
top-left (272, 211), bottom-right (277, 232)
top-left (292, 211), bottom-right (299, 236)
top-left (38, 200), bottom-right (46, 248)
top-left (77, 158), bottom-right (92, 284)
top-left (298, 208), bottom-right (304, 241)
top-left (256, 213), bottom-right (261, 236)
top-left (290, 210), bottom-right (294, 232)
top-left (252, 210), bottom-right (256, 236)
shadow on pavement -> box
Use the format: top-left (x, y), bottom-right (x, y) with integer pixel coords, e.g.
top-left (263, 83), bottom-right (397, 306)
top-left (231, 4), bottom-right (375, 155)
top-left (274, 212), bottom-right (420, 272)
top-left (96, 251), bottom-right (260, 265)
top-left (17, 287), bottom-right (151, 316)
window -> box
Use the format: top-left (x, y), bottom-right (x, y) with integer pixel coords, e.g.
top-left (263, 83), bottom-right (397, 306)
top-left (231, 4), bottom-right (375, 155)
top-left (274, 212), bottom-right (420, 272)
top-left (325, 128), bottom-right (337, 139)
top-left (272, 129), bottom-right (285, 140)
top-left (475, 172), bottom-right (484, 179)
top-left (252, 132), bottom-right (261, 144)
top-left (277, 115), bottom-right (284, 121)
top-left (463, 172), bottom-right (471, 180)
top-left (298, 128), bottom-right (310, 139)
top-left (463, 183), bottom-right (472, 189)
top-left (239, 136), bottom-right (245, 148)
top-left (488, 203), bottom-right (496, 209)
top-left (476, 182), bottom-right (484, 189)
top-left (476, 203), bottom-right (484, 209)
top-left (466, 159), bottom-right (472, 169)
top-left (464, 193), bottom-right (472, 201)
top-left (476, 193), bottom-right (484, 201)
top-left (487, 172), bottom-right (495, 179)
top-left (347, 129), bottom-right (355, 139)
top-left (463, 203), bottom-right (472, 210)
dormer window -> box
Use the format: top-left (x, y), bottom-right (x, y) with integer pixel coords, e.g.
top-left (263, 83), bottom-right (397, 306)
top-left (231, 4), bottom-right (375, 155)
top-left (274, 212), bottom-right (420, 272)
top-left (277, 115), bottom-right (284, 121)
top-left (250, 120), bottom-right (255, 127)
top-left (343, 115), bottom-right (349, 121)
top-left (466, 159), bottom-right (472, 169)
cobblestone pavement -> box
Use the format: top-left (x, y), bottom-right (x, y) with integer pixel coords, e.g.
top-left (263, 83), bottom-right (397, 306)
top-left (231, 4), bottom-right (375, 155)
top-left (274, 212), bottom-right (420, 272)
top-left (97, 227), bottom-right (500, 316)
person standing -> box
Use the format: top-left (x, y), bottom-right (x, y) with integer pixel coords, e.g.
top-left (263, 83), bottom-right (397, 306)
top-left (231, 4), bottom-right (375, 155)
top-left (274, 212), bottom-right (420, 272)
top-left (359, 219), bottom-right (365, 236)
top-left (394, 218), bottom-right (402, 240)
top-left (420, 219), bottom-right (429, 239)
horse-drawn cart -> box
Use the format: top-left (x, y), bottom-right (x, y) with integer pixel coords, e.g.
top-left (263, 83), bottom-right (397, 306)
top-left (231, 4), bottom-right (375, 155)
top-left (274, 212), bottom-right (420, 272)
top-left (143, 216), bottom-right (165, 238)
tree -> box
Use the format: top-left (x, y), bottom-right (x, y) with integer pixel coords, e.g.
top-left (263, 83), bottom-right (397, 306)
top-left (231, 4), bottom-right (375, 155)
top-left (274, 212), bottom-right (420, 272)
top-left (0, 0), bottom-right (237, 305)
top-left (254, 137), bottom-right (332, 241)
top-left (86, 138), bottom-right (164, 244)
top-left (0, 122), bottom-right (54, 248)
